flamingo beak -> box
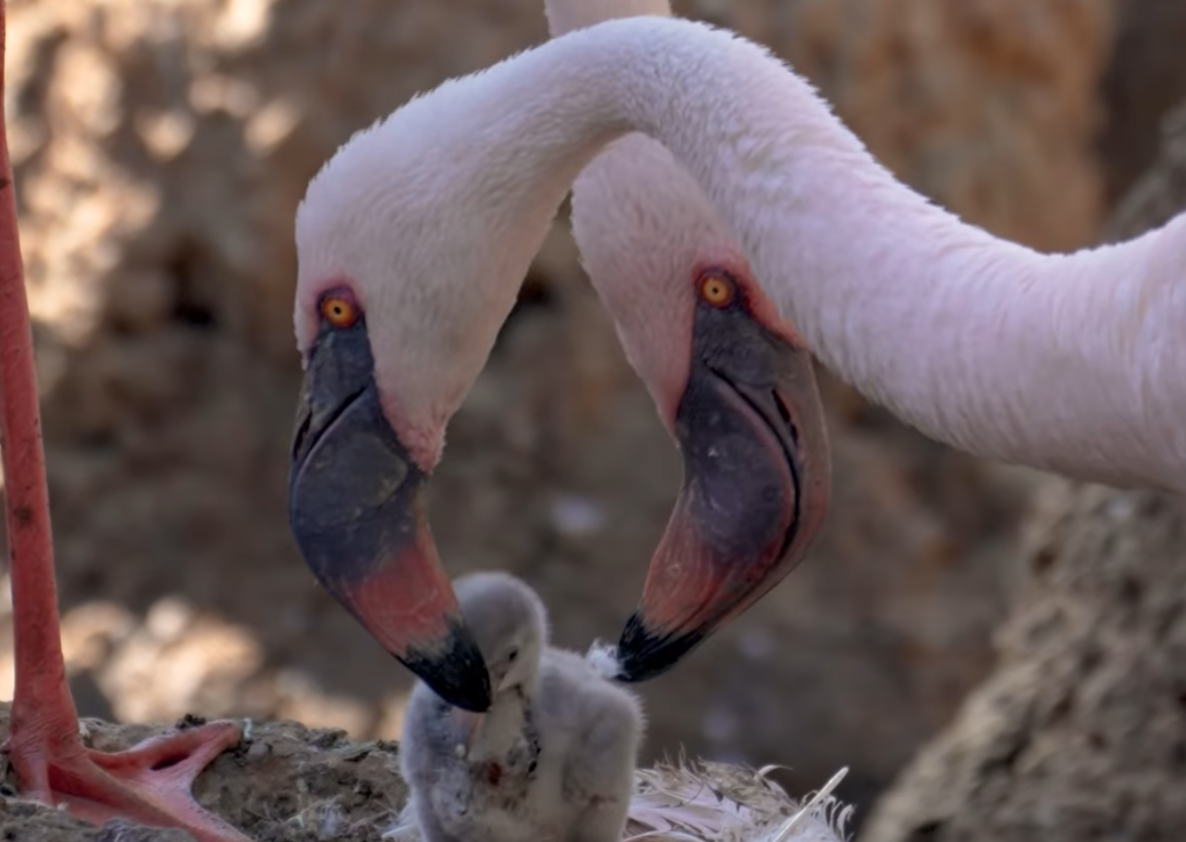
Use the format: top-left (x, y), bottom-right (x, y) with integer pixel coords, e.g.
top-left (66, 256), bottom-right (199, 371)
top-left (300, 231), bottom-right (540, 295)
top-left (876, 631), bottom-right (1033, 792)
top-left (615, 293), bottom-right (831, 682)
top-left (288, 316), bottom-right (492, 712)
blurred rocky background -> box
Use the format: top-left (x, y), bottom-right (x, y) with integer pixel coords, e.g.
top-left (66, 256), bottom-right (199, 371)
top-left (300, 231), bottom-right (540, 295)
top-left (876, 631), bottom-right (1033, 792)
top-left (1, 0), bottom-right (1185, 836)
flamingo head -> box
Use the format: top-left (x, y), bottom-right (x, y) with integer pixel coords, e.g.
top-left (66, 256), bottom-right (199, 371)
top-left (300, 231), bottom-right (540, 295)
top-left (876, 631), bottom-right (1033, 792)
top-left (286, 103), bottom-right (556, 714)
top-left (287, 272), bottom-right (494, 712)
top-left (570, 136), bottom-right (832, 682)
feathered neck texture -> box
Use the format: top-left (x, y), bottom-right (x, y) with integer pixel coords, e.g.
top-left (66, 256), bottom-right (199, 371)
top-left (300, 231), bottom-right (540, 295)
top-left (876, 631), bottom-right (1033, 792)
top-left (300, 15), bottom-right (1186, 490)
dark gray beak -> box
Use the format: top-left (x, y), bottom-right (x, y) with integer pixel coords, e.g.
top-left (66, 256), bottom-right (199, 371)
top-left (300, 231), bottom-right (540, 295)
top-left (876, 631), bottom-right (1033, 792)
top-left (616, 273), bottom-right (831, 681)
top-left (288, 303), bottom-right (491, 712)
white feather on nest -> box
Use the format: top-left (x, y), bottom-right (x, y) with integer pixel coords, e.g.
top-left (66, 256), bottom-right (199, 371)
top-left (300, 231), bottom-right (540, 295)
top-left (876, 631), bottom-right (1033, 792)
top-left (586, 644), bottom-right (853, 840)
top-left (383, 760), bottom-right (852, 841)
top-left (624, 760), bottom-right (851, 842)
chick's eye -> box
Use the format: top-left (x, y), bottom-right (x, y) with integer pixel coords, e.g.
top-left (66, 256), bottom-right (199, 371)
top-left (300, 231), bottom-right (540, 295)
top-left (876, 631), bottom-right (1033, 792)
top-left (320, 294), bottom-right (360, 329)
top-left (698, 272), bottom-right (736, 308)
top-left (507, 648), bottom-right (519, 663)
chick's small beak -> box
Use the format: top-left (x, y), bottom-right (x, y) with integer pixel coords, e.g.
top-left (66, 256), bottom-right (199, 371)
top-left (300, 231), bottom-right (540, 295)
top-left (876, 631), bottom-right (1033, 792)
top-left (496, 667), bottom-right (521, 694)
top-left (616, 302), bottom-right (831, 682)
top-left (288, 321), bottom-right (491, 712)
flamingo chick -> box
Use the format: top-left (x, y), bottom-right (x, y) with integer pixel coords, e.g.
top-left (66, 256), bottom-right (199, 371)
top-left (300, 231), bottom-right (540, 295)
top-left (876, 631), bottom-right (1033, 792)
top-left (400, 572), bottom-right (643, 842)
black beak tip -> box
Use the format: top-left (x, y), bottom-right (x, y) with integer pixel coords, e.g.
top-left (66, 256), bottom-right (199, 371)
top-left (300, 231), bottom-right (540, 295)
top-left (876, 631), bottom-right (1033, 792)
top-left (403, 627), bottom-right (493, 712)
top-left (614, 612), bottom-right (706, 684)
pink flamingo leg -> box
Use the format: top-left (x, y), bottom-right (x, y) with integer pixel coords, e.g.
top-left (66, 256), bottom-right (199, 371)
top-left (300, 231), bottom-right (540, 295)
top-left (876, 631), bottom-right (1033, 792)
top-left (0, 8), bottom-right (250, 842)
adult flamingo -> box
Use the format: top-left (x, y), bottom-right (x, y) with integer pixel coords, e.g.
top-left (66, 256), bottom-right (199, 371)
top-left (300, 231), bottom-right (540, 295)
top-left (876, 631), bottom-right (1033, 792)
top-left (288, 14), bottom-right (1185, 705)
top-left (0, 8), bottom-right (250, 842)
top-left (541, 0), bottom-right (838, 680)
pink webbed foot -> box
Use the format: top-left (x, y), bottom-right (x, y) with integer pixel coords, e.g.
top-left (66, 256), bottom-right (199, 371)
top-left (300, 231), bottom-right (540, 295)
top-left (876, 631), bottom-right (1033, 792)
top-left (7, 716), bottom-right (252, 842)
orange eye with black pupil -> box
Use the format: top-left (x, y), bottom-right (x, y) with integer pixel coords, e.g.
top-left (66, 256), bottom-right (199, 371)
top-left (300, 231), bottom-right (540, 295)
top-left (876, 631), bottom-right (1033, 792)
top-left (699, 273), bottom-right (735, 308)
top-left (320, 295), bottom-right (359, 329)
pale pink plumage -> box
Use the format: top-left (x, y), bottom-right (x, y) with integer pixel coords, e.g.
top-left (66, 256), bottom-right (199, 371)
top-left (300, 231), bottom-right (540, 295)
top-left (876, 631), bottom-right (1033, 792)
top-left (296, 14), bottom-right (1186, 492)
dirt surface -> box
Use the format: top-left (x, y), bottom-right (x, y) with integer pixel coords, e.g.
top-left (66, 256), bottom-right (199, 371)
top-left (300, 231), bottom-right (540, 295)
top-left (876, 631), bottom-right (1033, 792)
top-left (0, 703), bottom-right (408, 842)
top-left (862, 483), bottom-right (1186, 842)
top-left (0, 705), bottom-right (850, 842)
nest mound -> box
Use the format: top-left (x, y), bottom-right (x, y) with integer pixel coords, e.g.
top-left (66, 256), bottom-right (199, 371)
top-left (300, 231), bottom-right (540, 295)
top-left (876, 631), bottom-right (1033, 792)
top-left (0, 704), bottom-right (851, 842)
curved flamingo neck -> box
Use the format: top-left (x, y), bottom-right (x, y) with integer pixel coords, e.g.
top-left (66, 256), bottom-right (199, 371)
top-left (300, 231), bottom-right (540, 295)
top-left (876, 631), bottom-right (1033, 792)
top-left (329, 16), bottom-right (1186, 490)
top-left (596, 23), bottom-right (1186, 490)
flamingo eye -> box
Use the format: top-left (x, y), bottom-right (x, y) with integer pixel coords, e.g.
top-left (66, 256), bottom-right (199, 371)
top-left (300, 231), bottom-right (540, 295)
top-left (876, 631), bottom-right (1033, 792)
top-left (319, 294), bottom-right (360, 329)
top-left (698, 272), bottom-right (736, 308)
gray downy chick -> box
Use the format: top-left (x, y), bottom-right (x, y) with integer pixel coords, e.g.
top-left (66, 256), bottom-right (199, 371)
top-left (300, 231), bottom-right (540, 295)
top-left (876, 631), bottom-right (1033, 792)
top-left (400, 572), bottom-right (644, 842)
